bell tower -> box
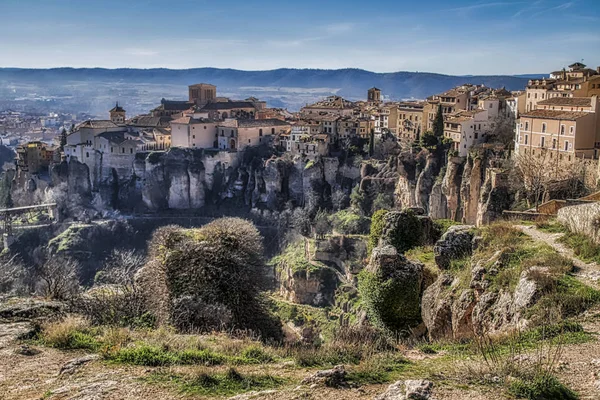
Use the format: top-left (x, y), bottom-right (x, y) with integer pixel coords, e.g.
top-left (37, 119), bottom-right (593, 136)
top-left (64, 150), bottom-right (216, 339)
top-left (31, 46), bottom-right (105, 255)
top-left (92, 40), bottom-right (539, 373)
top-left (109, 102), bottom-right (126, 124)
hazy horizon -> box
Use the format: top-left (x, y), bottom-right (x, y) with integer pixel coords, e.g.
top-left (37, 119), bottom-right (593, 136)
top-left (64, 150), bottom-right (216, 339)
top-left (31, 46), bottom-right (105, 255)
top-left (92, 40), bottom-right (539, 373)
top-left (2, 0), bottom-right (599, 75)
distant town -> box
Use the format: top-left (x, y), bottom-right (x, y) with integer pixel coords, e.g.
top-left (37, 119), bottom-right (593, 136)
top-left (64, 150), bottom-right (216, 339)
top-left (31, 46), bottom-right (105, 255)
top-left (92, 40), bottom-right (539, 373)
top-left (7, 62), bottom-right (600, 189)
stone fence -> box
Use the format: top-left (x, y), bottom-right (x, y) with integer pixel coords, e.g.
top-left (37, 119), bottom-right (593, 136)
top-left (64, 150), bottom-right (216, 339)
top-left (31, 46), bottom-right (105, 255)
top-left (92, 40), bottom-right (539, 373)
top-left (557, 201), bottom-right (600, 243)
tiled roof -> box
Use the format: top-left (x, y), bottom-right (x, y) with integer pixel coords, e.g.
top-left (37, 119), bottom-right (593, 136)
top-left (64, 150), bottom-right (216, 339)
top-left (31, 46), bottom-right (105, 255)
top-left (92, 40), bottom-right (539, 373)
top-left (201, 101), bottom-right (256, 111)
top-left (127, 115), bottom-right (171, 128)
top-left (97, 131), bottom-right (126, 144)
top-left (110, 103), bottom-right (125, 113)
top-left (520, 109), bottom-right (590, 120)
top-left (170, 116), bottom-right (218, 125)
top-left (237, 119), bottom-right (291, 128)
top-left (75, 120), bottom-right (120, 130)
top-left (537, 97), bottom-right (592, 107)
top-left (153, 100), bottom-right (193, 112)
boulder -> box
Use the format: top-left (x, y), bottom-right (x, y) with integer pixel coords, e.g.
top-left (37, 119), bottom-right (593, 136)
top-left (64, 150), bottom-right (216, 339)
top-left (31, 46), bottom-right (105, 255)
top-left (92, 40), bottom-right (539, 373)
top-left (0, 299), bottom-right (65, 322)
top-left (375, 379), bottom-right (433, 400)
top-left (421, 274), bottom-right (454, 340)
top-left (433, 225), bottom-right (475, 269)
top-left (59, 354), bottom-right (100, 375)
top-left (301, 365), bottom-right (347, 388)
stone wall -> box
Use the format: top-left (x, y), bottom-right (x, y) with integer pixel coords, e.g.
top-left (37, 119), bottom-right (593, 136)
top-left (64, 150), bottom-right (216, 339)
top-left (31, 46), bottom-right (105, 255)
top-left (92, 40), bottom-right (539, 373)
top-left (557, 202), bottom-right (600, 243)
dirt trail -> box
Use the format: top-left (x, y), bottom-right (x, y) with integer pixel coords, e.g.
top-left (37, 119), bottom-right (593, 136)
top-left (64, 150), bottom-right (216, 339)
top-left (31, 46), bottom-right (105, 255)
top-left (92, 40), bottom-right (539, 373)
top-left (517, 225), bottom-right (600, 287)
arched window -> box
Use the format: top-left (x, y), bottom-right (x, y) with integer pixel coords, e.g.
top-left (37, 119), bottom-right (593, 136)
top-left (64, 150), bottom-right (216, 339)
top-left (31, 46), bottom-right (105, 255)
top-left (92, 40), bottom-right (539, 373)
top-left (525, 122), bottom-right (529, 131)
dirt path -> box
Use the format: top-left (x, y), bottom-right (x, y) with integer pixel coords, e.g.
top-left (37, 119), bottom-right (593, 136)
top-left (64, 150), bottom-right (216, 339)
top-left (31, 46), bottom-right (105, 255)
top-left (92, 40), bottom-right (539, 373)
top-left (517, 225), bottom-right (600, 287)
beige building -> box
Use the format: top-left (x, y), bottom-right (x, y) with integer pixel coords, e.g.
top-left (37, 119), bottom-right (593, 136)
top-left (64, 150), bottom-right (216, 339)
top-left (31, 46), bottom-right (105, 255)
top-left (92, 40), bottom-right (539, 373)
top-left (170, 116), bottom-right (220, 149)
top-left (200, 101), bottom-right (257, 120)
top-left (217, 119), bottom-right (290, 151)
top-left (189, 83), bottom-right (217, 107)
top-left (515, 96), bottom-right (600, 160)
top-left (387, 102), bottom-right (424, 141)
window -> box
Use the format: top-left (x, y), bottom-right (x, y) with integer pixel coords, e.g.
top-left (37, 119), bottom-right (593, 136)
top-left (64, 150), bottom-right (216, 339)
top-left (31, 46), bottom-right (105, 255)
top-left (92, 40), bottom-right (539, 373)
top-left (271, 128), bottom-right (275, 134)
top-left (570, 126), bottom-right (574, 134)
top-left (86, 152), bottom-right (89, 158)
top-left (552, 139), bottom-right (556, 149)
top-left (474, 132), bottom-right (478, 139)
top-left (193, 135), bottom-right (195, 139)
top-left (122, 148), bottom-right (125, 153)
top-left (525, 122), bottom-right (529, 131)
top-left (111, 147), bottom-right (113, 153)
top-left (259, 129), bottom-right (263, 136)
top-left (524, 134), bottom-right (528, 145)
top-left (560, 125), bottom-right (565, 135)
top-left (541, 123), bottom-right (546, 133)
top-left (489, 103), bottom-right (493, 108)
top-left (565, 141), bottom-right (569, 151)
top-left (541, 137), bottom-right (545, 148)
top-left (130, 148), bottom-right (133, 154)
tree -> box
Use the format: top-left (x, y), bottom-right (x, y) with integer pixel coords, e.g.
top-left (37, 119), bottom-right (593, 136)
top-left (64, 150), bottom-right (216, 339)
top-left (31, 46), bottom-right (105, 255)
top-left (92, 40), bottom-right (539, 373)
top-left (420, 131), bottom-right (439, 149)
top-left (313, 209), bottom-right (331, 239)
top-left (433, 104), bottom-right (444, 138)
top-left (0, 173), bottom-right (13, 209)
top-left (36, 256), bottom-right (80, 300)
top-left (368, 128), bottom-right (375, 157)
top-left (59, 128), bottom-right (67, 151)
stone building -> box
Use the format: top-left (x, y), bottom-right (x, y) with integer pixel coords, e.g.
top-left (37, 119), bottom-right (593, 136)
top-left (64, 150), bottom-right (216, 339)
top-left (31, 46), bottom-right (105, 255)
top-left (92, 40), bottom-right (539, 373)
top-left (368, 87), bottom-right (382, 104)
top-left (170, 116), bottom-right (220, 149)
top-left (109, 103), bottom-right (126, 124)
top-left (217, 119), bottom-right (290, 151)
top-left (16, 141), bottom-right (56, 174)
top-left (301, 96), bottom-right (355, 117)
top-left (443, 109), bottom-right (490, 156)
top-left (188, 83), bottom-right (217, 107)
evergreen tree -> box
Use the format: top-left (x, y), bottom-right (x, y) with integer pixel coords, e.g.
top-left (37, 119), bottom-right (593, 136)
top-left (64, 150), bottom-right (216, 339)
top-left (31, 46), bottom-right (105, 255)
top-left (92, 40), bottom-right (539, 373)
top-left (433, 104), bottom-right (444, 138)
top-left (368, 128), bottom-right (375, 156)
top-left (59, 128), bottom-right (67, 151)
top-left (0, 173), bottom-right (13, 209)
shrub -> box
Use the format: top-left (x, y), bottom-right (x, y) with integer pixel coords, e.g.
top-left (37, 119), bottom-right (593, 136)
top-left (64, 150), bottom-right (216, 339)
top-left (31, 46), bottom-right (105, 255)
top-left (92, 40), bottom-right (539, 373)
top-left (330, 209), bottom-right (370, 235)
top-left (239, 345), bottom-right (274, 364)
top-left (379, 209), bottom-right (423, 253)
top-left (559, 232), bottom-right (600, 264)
top-left (36, 256), bottom-right (80, 300)
top-left (508, 373), bottom-right (578, 400)
top-left (139, 219), bottom-right (282, 341)
top-left (368, 209), bottom-right (389, 255)
top-left (40, 317), bottom-right (100, 351)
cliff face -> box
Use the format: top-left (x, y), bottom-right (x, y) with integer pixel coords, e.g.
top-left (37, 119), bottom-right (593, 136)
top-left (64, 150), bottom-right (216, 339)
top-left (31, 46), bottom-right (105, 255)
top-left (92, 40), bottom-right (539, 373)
top-left (395, 149), bottom-right (511, 226)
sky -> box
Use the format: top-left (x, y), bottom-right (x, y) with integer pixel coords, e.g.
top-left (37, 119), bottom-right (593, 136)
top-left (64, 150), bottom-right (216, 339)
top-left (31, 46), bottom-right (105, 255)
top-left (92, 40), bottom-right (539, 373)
top-left (1, 0), bottom-right (599, 75)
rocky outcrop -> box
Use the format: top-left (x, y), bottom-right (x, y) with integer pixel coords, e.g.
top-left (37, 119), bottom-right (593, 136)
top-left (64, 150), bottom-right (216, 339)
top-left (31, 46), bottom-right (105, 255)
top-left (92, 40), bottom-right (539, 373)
top-left (433, 225), bottom-right (475, 269)
top-left (278, 264), bottom-right (338, 307)
top-left (302, 365), bottom-right (347, 388)
top-left (379, 210), bottom-right (437, 253)
top-left (558, 202), bottom-right (600, 243)
top-left (311, 236), bottom-right (367, 281)
top-left (422, 251), bottom-right (546, 340)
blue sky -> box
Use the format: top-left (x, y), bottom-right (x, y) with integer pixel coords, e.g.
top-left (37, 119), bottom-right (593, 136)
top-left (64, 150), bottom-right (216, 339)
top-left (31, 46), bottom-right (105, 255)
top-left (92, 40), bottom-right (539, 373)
top-left (1, 0), bottom-right (599, 75)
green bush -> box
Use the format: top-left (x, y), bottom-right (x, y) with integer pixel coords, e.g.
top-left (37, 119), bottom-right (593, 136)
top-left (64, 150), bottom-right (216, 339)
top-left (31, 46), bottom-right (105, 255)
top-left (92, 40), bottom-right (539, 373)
top-left (508, 373), bottom-right (578, 400)
top-left (330, 209), bottom-right (370, 235)
top-left (380, 209), bottom-right (423, 253)
top-left (368, 209), bottom-right (389, 255)
top-left (239, 345), bottom-right (274, 364)
top-left (559, 232), bottom-right (600, 264)
top-left (358, 264), bottom-right (422, 333)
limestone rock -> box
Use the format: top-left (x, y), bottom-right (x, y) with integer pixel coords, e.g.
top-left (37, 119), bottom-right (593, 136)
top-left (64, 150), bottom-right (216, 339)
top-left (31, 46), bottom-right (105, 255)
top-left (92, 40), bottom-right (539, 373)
top-left (375, 379), bottom-right (433, 400)
top-left (59, 354), bottom-right (100, 376)
top-left (301, 365), bottom-right (347, 388)
top-left (0, 299), bottom-right (65, 322)
top-left (433, 225), bottom-right (475, 269)
top-left (421, 274), bottom-right (454, 340)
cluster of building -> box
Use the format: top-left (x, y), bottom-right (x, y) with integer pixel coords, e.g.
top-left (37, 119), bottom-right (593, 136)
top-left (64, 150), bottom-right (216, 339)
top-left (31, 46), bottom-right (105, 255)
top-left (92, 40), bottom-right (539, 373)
top-left (14, 60), bottom-right (600, 180)
top-left (514, 62), bottom-right (600, 162)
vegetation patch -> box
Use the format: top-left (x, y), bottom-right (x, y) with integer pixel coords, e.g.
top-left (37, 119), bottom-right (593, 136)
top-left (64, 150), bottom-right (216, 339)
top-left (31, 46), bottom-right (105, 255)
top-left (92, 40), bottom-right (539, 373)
top-left (367, 209), bottom-right (389, 255)
top-left (107, 344), bottom-right (226, 367)
top-left (329, 209), bottom-right (370, 235)
top-left (558, 231), bottom-right (600, 264)
top-left (508, 373), bottom-right (578, 400)
top-left (271, 240), bottom-right (324, 274)
top-left (144, 368), bottom-right (286, 397)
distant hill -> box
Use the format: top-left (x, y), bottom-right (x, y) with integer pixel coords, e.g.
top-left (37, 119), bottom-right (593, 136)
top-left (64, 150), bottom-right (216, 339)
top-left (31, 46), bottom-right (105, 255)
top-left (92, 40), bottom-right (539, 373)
top-left (0, 67), bottom-right (537, 114)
